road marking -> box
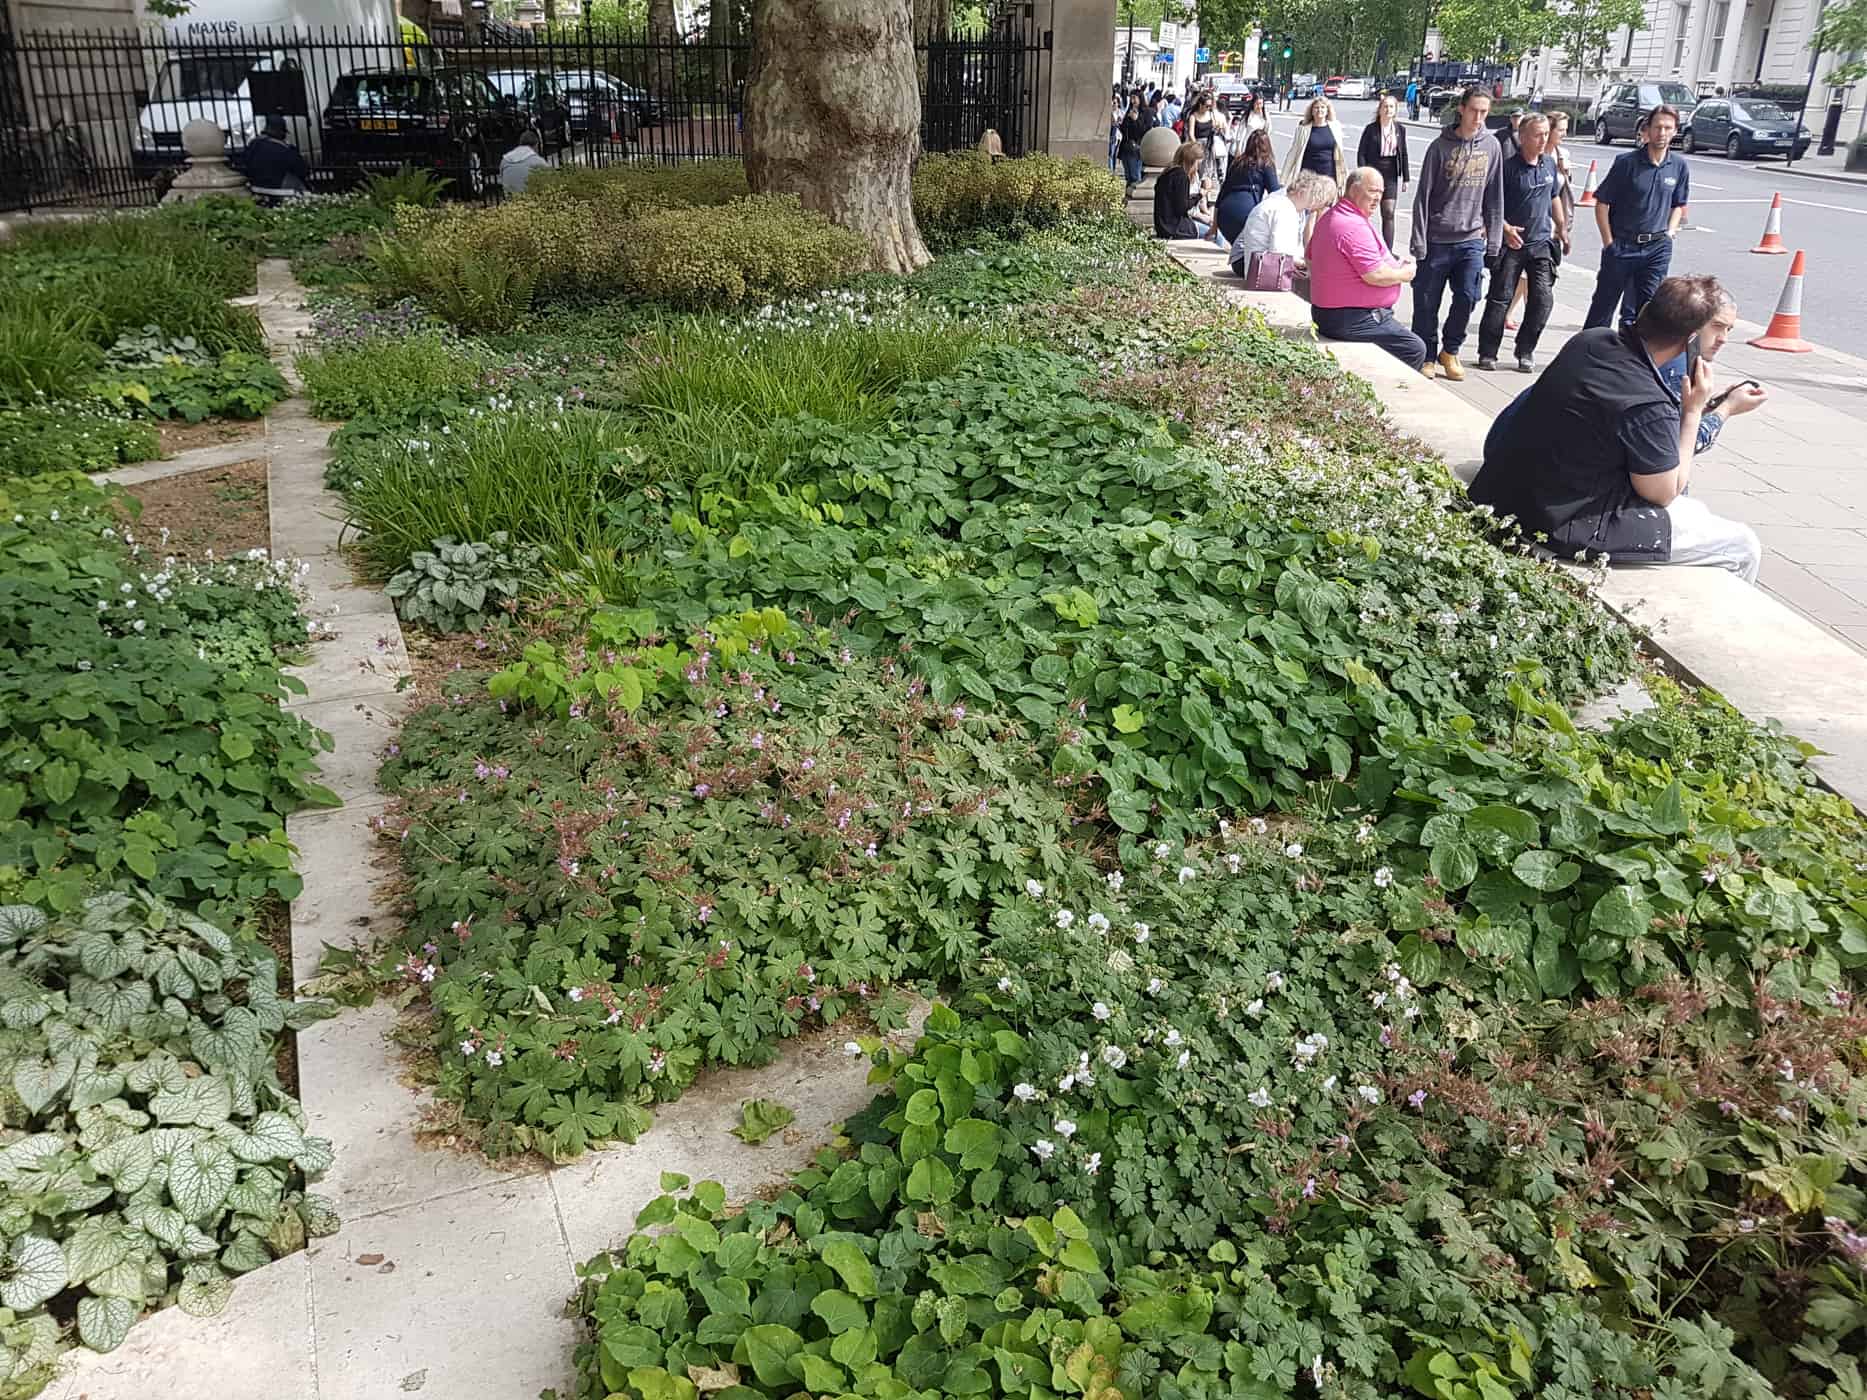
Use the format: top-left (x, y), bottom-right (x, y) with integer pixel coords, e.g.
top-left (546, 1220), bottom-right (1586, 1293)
top-left (1784, 197), bottom-right (1867, 215)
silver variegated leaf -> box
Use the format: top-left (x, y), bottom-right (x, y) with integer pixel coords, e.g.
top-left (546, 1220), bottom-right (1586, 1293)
top-left (220, 1229), bottom-right (273, 1275)
top-left (76, 929), bottom-right (131, 981)
top-left (76, 1293), bottom-right (136, 1353)
top-left (0, 1235), bottom-right (67, 1311)
top-left (90, 1133), bottom-right (157, 1194)
top-left (125, 1052), bottom-right (188, 1096)
top-left (228, 1111), bottom-right (303, 1164)
top-left (151, 1074), bottom-right (232, 1128)
top-left (293, 1136), bottom-right (335, 1177)
top-left (126, 1200), bottom-right (187, 1250)
top-left (86, 1254), bottom-right (147, 1303)
top-left (64, 1220), bottom-right (130, 1286)
top-left (12, 1053), bottom-right (75, 1115)
top-left (167, 1138), bottom-right (237, 1220)
top-left (1, 995), bottom-right (51, 1029)
top-left (86, 978), bottom-right (155, 1032)
top-left (297, 1192), bottom-right (340, 1239)
top-left (0, 1134), bottom-right (66, 1188)
top-left (225, 1168), bottom-right (284, 1220)
top-left (176, 1270), bottom-right (234, 1318)
top-left (0, 903), bottom-right (49, 946)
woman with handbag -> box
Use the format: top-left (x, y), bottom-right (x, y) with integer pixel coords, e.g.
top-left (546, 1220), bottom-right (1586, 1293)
top-left (1188, 93), bottom-right (1230, 185)
top-left (1117, 91), bottom-right (1151, 199)
top-left (1228, 170), bottom-right (1336, 287)
top-left (1214, 129), bottom-right (1280, 244)
top-left (1355, 95), bottom-right (1410, 250)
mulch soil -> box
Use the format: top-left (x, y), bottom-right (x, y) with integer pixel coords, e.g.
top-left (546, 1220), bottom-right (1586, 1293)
top-left (121, 457), bottom-right (269, 560)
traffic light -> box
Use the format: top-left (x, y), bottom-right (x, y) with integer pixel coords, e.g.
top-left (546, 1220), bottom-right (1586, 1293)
top-left (1282, 36), bottom-right (1293, 60)
top-left (1260, 36), bottom-right (1271, 55)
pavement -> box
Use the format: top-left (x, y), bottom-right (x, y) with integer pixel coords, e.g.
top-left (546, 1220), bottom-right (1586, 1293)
top-left (1253, 97), bottom-right (1867, 352)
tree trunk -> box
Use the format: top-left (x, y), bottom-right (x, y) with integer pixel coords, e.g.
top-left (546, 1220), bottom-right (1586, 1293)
top-left (649, 0), bottom-right (681, 109)
top-left (745, 0), bottom-right (931, 275)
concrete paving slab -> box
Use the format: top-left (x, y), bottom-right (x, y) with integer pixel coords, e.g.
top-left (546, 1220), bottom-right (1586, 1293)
top-left (98, 437), bottom-right (269, 488)
top-left (286, 695), bottom-right (412, 800)
top-left (549, 1022), bottom-right (900, 1266)
top-left (295, 1001), bottom-right (533, 1222)
top-left (308, 1176), bottom-right (577, 1400)
top-left (51, 1252), bottom-right (316, 1400)
top-left (1752, 525), bottom-right (1867, 570)
top-left (286, 621), bottom-right (409, 707)
top-left (286, 802), bottom-right (396, 984)
top-left (1755, 557), bottom-right (1867, 630)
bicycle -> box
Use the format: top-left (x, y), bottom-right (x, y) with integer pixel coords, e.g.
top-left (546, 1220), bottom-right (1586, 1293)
top-left (6, 116), bottom-right (95, 202)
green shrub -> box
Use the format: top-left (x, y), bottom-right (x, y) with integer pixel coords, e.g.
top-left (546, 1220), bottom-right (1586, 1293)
top-left (0, 473), bottom-right (333, 916)
top-left (296, 329), bottom-right (488, 420)
top-left (616, 194), bottom-right (867, 307)
top-left (384, 533), bottom-right (544, 633)
top-left (912, 152), bottom-right (1126, 250)
top-left (87, 336), bottom-right (287, 423)
top-left (359, 164), bottom-right (449, 212)
top-left (0, 889), bottom-right (338, 1384)
top-left (521, 158), bottom-right (749, 219)
top-left (0, 402), bottom-right (160, 475)
top-left (147, 193), bottom-right (393, 259)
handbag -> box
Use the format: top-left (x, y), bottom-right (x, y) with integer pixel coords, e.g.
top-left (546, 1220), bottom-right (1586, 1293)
top-left (1243, 250), bottom-right (1296, 292)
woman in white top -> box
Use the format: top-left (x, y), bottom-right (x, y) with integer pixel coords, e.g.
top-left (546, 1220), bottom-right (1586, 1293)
top-left (1228, 170), bottom-right (1337, 278)
top-left (499, 127), bottom-right (551, 196)
top-left (1280, 96), bottom-right (1347, 189)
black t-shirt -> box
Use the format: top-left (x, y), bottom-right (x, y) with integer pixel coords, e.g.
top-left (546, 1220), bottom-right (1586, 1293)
top-left (1467, 326), bottom-right (1678, 561)
top-left (1153, 166), bottom-right (1198, 239)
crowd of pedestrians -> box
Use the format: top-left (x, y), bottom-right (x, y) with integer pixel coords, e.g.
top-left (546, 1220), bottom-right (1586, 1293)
top-left (1116, 77), bottom-right (1772, 588)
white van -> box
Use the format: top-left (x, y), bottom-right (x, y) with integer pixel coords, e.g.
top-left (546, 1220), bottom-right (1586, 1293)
top-left (132, 0), bottom-right (401, 177)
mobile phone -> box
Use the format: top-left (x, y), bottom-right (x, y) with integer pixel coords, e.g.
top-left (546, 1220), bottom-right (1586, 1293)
top-left (1706, 378), bottom-right (1760, 414)
top-left (1684, 332), bottom-right (1701, 383)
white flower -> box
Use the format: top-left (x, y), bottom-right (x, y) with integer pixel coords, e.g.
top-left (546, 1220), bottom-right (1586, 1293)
top-left (1177, 865), bottom-right (1196, 884)
top-left (1356, 1085), bottom-right (1381, 1105)
top-left (1321, 1075), bottom-right (1338, 1091)
top-left (1371, 991), bottom-right (1389, 1009)
top-left (1245, 999), bottom-right (1265, 1017)
top-left (1054, 1118), bottom-right (1077, 1138)
top-left (1164, 1027), bottom-right (1183, 1048)
top-left (1154, 841), bottom-right (1171, 860)
top-left (1106, 870), bottom-right (1124, 892)
top-left (567, 987), bottom-right (584, 1002)
top-left (1025, 878), bottom-right (1045, 898)
top-left (1355, 821), bottom-right (1375, 845)
top-left (1055, 909), bottom-right (1076, 929)
top-left (1102, 1045), bottom-right (1127, 1069)
top-left (1086, 911), bottom-right (1110, 935)
top-left (997, 976), bottom-right (1013, 992)
top-left (1147, 977), bottom-right (1164, 995)
top-left (843, 1041), bottom-right (863, 1057)
top-left (1176, 1049), bottom-right (1191, 1069)
top-left (1091, 1001), bottom-right (1111, 1021)
top-left (1057, 1072), bottom-right (1076, 1092)
top-left (1283, 842), bottom-right (1304, 859)
top-left (1226, 853), bottom-right (1242, 873)
top-left (1373, 866), bottom-right (1394, 888)
top-left (1083, 1151), bottom-right (1102, 1176)
top-left (1031, 1138), bottom-right (1056, 1161)
top-left (1266, 971), bottom-right (1286, 993)
top-left (484, 1049), bottom-right (504, 1068)
top-left (1249, 817), bottom-right (1268, 834)
top-left (459, 1040), bottom-right (477, 1056)
top-left (1247, 1087), bottom-right (1272, 1109)
top-left (1013, 1082), bottom-right (1037, 1101)
top-left (1133, 923), bottom-right (1150, 944)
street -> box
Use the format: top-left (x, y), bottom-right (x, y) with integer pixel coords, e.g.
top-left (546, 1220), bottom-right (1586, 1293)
top-left (1260, 97), bottom-right (1867, 349)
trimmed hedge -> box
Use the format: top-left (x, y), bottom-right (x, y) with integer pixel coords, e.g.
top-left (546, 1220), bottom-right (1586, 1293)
top-left (912, 152), bottom-right (1125, 250)
top-left (616, 193), bottom-right (867, 307)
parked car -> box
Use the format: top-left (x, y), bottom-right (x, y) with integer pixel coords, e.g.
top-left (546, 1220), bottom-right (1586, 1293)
top-left (1683, 95), bottom-right (1811, 159)
top-left (1323, 75), bottom-right (1344, 96)
top-left (1588, 80), bottom-right (1698, 143)
top-left (484, 69), bottom-right (576, 150)
top-left (320, 67), bottom-right (526, 196)
top-left (1210, 75), bottom-right (1253, 113)
top-left (1290, 73), bottom-right (1319, 98)
top-left (1335, 76), bottom-right (1370, 99)
top-left (559, 70), bottom-right (662, 137)
top-left (133, 50), bottom-right (312, 177)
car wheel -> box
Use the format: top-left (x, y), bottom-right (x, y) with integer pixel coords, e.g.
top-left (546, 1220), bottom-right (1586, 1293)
top-left (1595, 118), bottom-right (1612, 145)
top-left (458, 145), bottom-right (485, 197)
top-left (556, 117), bottom-right (573, 150)
top-left (1682, 127), bottom-right (1695, 153)
top-left (1726, 133), bottom-right (1741, 160)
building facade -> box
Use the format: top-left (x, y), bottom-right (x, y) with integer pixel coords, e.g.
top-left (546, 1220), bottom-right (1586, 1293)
top-left (1515, 0), bottom-right (1861, 130)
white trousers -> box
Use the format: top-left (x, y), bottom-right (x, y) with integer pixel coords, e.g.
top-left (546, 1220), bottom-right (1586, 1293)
top-left (1662, 495), bottom-right (1763, 585)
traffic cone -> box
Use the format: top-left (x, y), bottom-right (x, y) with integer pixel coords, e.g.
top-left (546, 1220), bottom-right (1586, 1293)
top-left (1749, 250), bottom-right (1813, 353)
top-left (1577, 159), bottom-right (1600, 206)
top-left (1750, 192), bottom-right (1788, 253)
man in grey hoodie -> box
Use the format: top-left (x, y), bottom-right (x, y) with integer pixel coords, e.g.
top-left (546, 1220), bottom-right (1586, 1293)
top-left (1408, 86), bottom-right (1505, 382)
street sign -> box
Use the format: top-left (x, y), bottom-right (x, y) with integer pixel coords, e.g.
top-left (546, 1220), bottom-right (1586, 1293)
top-left (1195, 46), bottom-right (1210, 62)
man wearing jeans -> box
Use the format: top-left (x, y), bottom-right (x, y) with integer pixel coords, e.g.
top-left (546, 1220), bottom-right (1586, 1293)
top-left (1309, 166), bottom-right (1427, 369)
top-left (1584, 106), bottom-right (1689, 330)
top-left (1476, 112), bottom-right (1567, 373)
top-left (1409, 86), bottom-right (1504, 382)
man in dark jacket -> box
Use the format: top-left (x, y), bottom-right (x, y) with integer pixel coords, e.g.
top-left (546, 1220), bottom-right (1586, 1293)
top-left (1409, 87), bottom-right (1504, 381)
top-left (243, 117), bottom-right (310, 197)
top-left (1466, 274), bottom-right (1761, 582)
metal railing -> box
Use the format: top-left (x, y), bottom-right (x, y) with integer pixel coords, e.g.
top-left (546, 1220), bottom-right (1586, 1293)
top-left (0, 10), bottom-right (1048, 213)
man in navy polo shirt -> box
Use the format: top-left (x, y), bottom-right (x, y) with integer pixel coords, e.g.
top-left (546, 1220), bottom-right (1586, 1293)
top-left (1584, 105), bottom-right (1689, 330)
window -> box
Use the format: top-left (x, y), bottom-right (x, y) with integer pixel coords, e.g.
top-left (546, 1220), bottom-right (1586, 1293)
top-left (152, 56), bottom-right (265, 102)
top-left (1671, 2), bottom-right (1692, 69)
top-left (1707, 1), bottom-right (1729, 71)
top-left (1620, 28), bottom-right (1636, 66)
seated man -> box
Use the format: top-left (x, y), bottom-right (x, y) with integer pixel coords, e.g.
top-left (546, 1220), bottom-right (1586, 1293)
top-left (1656, 287), bottom-right (1769, 455)
top-left (499, 128), bottom-right (552, 196)
top-left (242, 117), bottom-right (310, 199)
top-left (1307, 165), bottom-right (1427, 370)
top-left (1467, 274), bottom-right (1761, 583)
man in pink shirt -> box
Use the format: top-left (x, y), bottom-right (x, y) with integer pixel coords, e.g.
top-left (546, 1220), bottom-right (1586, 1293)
top-left (1308, 166), bottom-right (1428, 370)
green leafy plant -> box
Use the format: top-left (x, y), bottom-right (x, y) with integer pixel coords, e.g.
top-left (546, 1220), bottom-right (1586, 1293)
top-left (912, 152), bottom-right (1126, 251)
top-left (384, 533), bottom-right (544, 634)
top-left (0, 890), bottom-right (338, 1379)
top-left (88, 351), bottom-right (287, 424)
top-left (296, 328), bottom-right (487, 422)
top-left (361, 164), bottom-right (449, 212)
top-left (0, 402), bottom-right (159, 476)
top-left (614, 194), bottom-right (867, 308)
top-left (0, 473), bottom-right (333, 916)
top-left (730, 1099), bottom-right (795, 1145)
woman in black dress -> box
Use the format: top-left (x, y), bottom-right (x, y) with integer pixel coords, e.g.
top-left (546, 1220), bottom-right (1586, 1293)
top-left (1355, 93), bottom-right (1411, 249)
top-left (1152, 140), bottom-right (1213, 241)
top-left (1213, 129), bottom-right (1280, 244)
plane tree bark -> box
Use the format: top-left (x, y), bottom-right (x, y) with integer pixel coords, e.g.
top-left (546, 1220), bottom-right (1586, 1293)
top-left (744, 0), bottom-right (931, 274)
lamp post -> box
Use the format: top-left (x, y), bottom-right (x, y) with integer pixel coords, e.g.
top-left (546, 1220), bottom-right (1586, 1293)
top-left (1121, 0), bottom-right (1136, 86)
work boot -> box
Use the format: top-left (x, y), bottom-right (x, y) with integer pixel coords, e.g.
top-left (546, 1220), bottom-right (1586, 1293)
top-left (1475, 355), bottom-right (1498, 371)
top-left (1437, 352), bottom-right (1465, 382)
top-left (1419, 360), bottom-right (1437, 380)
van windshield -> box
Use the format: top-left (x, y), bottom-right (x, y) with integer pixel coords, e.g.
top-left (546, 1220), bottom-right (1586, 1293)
top-left (1656, 82), bottom-right (1695, 105)
top-left (152, 56), bottom-right (263, 101)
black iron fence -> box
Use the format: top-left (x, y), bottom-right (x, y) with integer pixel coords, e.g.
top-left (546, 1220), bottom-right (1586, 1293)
top-left (0, 12), bottom-right (1048, 213)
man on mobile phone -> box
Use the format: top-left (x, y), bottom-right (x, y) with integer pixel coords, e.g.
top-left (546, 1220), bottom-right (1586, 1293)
top-left (1655, 289), bottom-right (1768, 455)
top-left (1467, 275), bottom-right (1763, 583)
top-left (1584, 106), bottom-right (1690, 331)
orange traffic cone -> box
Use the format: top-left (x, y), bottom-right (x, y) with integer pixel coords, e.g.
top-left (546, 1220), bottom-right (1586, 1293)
top-left (1577, 159), bottom-right (1600, 206)
top-left (1749, 250), bottom-right (1813, 353)
top-left (1750, 192), bottom-right (1788, 253)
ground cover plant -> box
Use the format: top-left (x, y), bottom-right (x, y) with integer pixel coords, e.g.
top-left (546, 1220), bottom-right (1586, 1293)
top-left (335, 215), bottom-right (1867, 1397)
top-left (0, 890), bottom-right (338, 1392)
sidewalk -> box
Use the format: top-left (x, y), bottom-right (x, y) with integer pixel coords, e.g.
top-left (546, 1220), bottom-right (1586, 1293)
top-left (1423, 266), bottom-right (1867, 655)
